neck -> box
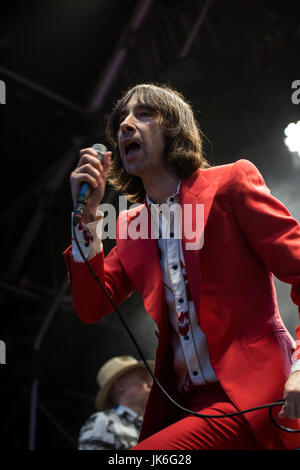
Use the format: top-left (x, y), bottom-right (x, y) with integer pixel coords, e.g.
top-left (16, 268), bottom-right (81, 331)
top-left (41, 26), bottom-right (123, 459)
top-left (142, 169), bottom-right (180, 204)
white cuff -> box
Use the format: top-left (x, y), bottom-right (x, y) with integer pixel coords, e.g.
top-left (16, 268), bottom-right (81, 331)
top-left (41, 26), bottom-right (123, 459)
top-left (291, 359), bottom-right (300, 374)
top-left (71, 209), bottom-right (104, 262)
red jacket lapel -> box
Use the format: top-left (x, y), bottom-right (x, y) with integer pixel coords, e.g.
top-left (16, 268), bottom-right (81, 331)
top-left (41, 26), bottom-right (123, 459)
top-left (117, 206), bottom-right (168, 332)
top-left (180, 168), bottom-right (219, 320)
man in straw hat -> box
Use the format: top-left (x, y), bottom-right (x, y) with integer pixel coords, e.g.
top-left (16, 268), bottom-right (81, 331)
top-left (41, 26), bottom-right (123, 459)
top-left (78, 356), bottom-right (154, 450)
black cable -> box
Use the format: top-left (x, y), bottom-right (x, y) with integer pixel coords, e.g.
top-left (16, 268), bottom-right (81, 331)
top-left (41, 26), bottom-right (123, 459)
top-left (72, 220), bottom-right (300, 433)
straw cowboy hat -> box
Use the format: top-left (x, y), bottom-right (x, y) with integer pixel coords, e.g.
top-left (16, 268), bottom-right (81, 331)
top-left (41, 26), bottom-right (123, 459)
top-left (95, 356), bottom-right (155, 411)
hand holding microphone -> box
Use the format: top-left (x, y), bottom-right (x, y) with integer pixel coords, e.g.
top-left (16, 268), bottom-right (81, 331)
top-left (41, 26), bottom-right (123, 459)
top-left (71, 144), bottom-right (111, 226)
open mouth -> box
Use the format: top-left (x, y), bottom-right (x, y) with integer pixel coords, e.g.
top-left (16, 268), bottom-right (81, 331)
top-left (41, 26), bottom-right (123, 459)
top-left (124, 140), bottom-right (141, 156)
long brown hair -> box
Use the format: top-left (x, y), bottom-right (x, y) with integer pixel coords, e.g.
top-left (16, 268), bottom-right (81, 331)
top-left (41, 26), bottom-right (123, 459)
top-left (106, 83), bottom-right (210, 203)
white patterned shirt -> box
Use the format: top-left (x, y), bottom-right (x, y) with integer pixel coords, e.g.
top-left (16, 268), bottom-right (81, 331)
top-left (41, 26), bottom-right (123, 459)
top-left (78, 405), bottom-right (142, 450)
top-left (146, 186), bottom-right (218, 392)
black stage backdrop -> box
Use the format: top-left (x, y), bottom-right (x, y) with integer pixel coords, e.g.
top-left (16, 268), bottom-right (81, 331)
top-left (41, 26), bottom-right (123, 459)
top-left (1, 0), bottom-right (300, 450)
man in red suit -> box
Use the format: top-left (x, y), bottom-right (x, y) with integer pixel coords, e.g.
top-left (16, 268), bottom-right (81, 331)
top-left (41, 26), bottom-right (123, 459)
top-left (64, 83), bottom-right (300, 449)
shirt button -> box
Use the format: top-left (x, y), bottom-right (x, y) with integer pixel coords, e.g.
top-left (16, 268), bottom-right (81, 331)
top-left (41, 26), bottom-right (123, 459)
top-left (170, 232), bottom-right (174, 238)
top-left (169, 197), bottom-right (174, 202)
top-left (173, 264), bottom-right (178, 270)
top-left (184, 335), bottom-right (189, 340)
top-left (178, 298), bottom-right (184, 304)
top-left (192, 371), bottom-right (199, 376)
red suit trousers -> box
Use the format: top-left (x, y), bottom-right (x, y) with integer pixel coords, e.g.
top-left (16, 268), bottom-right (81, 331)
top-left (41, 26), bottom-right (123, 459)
top-left (133, 383), bottom-right (263, 450)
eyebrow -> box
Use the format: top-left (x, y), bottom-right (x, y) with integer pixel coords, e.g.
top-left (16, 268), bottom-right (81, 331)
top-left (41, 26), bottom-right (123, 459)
top-left (118, 103), bottom-right (155, 122)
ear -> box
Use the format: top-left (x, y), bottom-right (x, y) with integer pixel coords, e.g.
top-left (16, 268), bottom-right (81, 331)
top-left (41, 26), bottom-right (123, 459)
top-left (115, 382), bottom-right (126, 392)
top-left (113, 376), bottom-right (127, 393)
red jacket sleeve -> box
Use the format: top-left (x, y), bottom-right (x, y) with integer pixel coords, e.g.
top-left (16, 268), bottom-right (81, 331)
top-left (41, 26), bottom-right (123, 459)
top-left (63, 244), bottom-right (134, 323)
top-left (230, 159), bottom-right (300, 360)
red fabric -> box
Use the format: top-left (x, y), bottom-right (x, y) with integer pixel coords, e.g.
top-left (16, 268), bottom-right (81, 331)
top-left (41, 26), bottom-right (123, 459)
top-left (132, 383), bottom-right (263, 450)
top-left (63, 159), bottom-right (300, 449)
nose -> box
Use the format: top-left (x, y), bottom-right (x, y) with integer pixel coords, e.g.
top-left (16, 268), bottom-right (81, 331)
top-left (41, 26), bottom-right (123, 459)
top-left (145, 379), bottom-right (152, 391)
top-left (119, 112), bottom-right (136, 134)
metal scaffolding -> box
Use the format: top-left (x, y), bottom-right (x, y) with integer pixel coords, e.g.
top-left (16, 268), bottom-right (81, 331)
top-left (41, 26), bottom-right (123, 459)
top-left (0, 0), bottom-right (215, 449)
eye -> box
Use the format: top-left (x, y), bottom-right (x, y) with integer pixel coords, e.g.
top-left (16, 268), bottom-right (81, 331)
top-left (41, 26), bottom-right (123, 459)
top-left (137, 108), bottom-right (153, 118)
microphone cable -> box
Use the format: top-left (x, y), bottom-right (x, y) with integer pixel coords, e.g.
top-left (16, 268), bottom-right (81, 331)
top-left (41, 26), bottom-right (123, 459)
top-left (72, 221), bottom-right (300, 434)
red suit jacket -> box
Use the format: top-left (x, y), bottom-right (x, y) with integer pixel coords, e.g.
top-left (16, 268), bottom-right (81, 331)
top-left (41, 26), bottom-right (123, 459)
top-left (64, 159), bottom-right (300, 449)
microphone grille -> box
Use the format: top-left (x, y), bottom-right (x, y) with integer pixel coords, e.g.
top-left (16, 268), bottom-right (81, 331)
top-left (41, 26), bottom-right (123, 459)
top-left (92, 143), bottom-right (107, 161)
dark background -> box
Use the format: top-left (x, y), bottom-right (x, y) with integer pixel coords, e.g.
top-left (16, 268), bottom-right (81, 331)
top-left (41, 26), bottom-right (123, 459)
top-left (1, 0), bottom-right (300, 450)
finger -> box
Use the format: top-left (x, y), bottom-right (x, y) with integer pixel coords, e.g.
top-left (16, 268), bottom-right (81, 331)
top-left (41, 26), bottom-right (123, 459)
top-left (284, 394), bottom-right (297, 419)
top-left (278, 405), bottom-right (286, 419)
top-left (75, 163), bottom-right (102, 185)
top-left (78, 153), bottom-right (102, 171)
top-left (71, 171), bottom-right (99, 190)
top-left (79, 147), bottom-right (100, 159)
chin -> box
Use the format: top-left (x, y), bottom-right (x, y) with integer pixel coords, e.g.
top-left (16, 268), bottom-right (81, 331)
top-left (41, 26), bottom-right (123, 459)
top-left (125, 166), bottom-right (144, 177)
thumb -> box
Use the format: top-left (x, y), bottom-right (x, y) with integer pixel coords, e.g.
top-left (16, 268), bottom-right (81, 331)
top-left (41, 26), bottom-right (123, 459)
top-left (278, 406), bottom-right (286, 419)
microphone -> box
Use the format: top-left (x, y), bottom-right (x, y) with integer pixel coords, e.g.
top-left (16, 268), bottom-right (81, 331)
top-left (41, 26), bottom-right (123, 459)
top-left (73, 143), bottom-right (107, 226)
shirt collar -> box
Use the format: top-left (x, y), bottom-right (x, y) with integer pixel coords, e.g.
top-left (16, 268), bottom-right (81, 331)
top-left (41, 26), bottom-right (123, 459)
top-left (146, 181), bottom-right (181, 207)
top-left (115, 404), bottom-right (140, 422)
